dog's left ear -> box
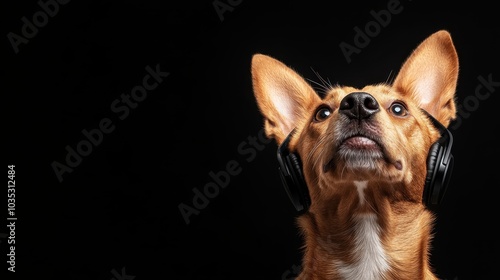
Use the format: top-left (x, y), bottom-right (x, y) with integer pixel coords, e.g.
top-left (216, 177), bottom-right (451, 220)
top-left (251, 54), bottom-right (321, 144)
top-left (392, 30), bottom-right (459, 127)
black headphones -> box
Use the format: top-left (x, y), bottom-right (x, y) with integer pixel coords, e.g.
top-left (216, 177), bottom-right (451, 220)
top-left (421, 109), bottom-right (454, 206)
top-left (276, 129), bottom-right (310, 213)
top-left (276, 109), bottom-right (454, 213)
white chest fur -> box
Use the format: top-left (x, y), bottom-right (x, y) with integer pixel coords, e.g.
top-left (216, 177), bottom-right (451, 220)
top-left (354, 180), bottom-right (368, 205)
top-left (333, 213), bottom-right (389, 280)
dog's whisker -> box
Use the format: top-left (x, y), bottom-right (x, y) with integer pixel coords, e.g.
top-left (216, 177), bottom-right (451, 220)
top-left (311, 86), bottom-right (328, 95)
top-left (314, 69), bottom-right (333, 90)
top-left (385, 70), bottom-right (395, 85)
top-left (308, 67), bottom-right (334, 97)
top-left (303, 135), bottom-right (331, 190)
top-left (326, 77), bottom-right (334, 89)
top-left (307, 78), bottom-right (330, 96)
top-left (305, 134), bottom-right (329, 165)
top-left (308, 134), bottom-right (342, 190)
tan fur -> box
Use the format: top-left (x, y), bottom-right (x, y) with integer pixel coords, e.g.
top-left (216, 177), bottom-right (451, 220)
top-left (251, 30), bottom-right (458, 279)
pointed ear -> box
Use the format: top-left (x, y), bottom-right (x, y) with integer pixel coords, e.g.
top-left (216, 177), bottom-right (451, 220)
top-left (251, 54), bottom-right (321, 144)
top-left (392, 30), bottom-right (459, 127)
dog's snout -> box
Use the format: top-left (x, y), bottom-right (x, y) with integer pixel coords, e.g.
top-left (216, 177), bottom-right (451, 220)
top-left (339, 92), bottom-right (380, 120)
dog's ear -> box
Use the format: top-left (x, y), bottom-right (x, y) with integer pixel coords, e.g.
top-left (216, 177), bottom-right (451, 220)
top-left (251, 54), bottom-right (320, 144)
top-left (392, 30), bottom-right (459, 127)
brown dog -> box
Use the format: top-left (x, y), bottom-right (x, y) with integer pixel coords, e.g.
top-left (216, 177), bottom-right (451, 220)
top-left (250, 30), bottom-right (458, 279)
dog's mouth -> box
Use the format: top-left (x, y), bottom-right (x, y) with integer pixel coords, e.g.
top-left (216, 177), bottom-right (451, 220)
top-left (340, 135), bottom-right (381, 151)
top-left (337, 134), bottom-right (386, 164)
top-left (323, 132), bottom-right (402, 173)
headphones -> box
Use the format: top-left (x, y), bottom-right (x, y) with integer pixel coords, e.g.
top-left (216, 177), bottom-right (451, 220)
top-left (276, 109), bottom-right (454, 213)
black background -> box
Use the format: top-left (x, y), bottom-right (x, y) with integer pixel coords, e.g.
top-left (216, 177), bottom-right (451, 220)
top-left (3, 0), bottom-right (499, 279)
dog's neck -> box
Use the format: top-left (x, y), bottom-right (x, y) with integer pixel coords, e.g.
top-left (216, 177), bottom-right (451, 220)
top-left (296, 180), bottom-right (437, 280)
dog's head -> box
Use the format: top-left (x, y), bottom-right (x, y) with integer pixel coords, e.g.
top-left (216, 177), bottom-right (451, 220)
top-left (251, 30), bottom-right (458, 213)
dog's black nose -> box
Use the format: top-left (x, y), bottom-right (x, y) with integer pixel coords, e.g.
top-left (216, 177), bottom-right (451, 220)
top-left (339, 92), bottom-right (379, 120)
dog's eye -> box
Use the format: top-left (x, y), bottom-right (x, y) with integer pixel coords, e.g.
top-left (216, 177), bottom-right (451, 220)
top-left (389, 102), bottom-right (408, 117)
top-left (314, 107), bottom-right (332, 122)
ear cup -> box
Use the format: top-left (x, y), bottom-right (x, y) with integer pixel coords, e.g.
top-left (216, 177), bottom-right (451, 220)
top-left (423, 142), bottom-right (441, 205)
top-left (285, 153), bottom-right (310, 212)
top-left (277, 130), bottom-right (311, 213)
top-left (422, 110), bottom-right (454, 206)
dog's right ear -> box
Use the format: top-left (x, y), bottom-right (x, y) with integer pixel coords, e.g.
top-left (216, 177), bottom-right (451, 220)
top-left (392, 30), bottom-right (459, 127)
top-left (251, 54), bottom-right (320, 144)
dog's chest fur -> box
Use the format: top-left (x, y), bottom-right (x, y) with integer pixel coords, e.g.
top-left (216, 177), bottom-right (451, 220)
top-left (333, 213), bottom-right (389, 280)
top-left (296, 180), bottom-right (435, 280)
top-left (299, 180), bottom-right (390, 280)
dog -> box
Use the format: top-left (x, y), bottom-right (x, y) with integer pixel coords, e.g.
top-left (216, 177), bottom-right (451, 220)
top-left (250, 30), bottom-right (458, 279)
